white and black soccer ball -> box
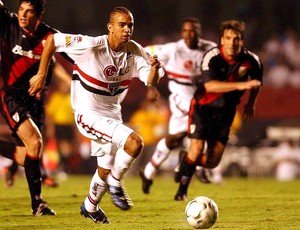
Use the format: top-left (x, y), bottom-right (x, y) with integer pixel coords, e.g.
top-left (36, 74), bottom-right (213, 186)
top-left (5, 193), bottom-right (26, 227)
top-left (185, 196), bottom-right (219, 229)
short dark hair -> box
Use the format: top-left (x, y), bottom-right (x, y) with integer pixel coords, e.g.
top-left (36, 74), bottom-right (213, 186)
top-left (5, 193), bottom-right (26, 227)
top-left (220, 20), bottom-right (245, 39)
top-left (19, 0), bottom-right (46, 16)
top-left (109, 6), bottom-right (132, 24)
top-left (181, 17), bottom-right (201, 36)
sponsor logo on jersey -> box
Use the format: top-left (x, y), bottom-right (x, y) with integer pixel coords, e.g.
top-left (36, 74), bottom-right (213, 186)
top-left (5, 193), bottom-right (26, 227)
top-left (65, 36), bottom-right (82, 47)
top-left (12, 45), bottom-right (40, 60)
top-left (104, 65), bottom-right (118, 78)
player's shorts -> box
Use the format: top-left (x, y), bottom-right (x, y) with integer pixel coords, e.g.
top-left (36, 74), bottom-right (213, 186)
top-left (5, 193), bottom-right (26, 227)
top-left (187, 102), bottom-right (236, 145)
top-left (168, 93), bottom-right (192, 134)
top-left (75, 113), bottom-right (133, 169)
top-left (0, 87), bottom-right (45, 134)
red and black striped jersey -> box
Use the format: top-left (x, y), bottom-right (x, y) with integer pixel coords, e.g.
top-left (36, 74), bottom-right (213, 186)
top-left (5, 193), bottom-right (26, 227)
top-left (196, 46), bottom-right (263, 108)
top-left (0, 5), bottom-right (57, 91)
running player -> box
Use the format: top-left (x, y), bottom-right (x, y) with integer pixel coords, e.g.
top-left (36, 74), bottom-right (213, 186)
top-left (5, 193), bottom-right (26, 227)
top-left (174, 20), bottom-right (263, 200)
top-left (139, 18), bottom-right (216, 194)
top-left (0, 0), bottom-right (70, 215)
top-left (28, 6), bottom-right (164, 224)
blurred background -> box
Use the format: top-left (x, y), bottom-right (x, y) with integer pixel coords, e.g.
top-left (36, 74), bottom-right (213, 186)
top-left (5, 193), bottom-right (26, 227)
top-left (1, 0), bottom-right (300, 182)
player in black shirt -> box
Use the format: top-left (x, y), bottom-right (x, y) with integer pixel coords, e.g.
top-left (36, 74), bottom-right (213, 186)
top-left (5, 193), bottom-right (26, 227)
top-left (0, 0), bottom-right (69, 215)
top-left (174, 20), bottom-right (263, 200)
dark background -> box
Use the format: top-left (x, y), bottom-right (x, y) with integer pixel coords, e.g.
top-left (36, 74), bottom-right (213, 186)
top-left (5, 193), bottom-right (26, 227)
top-left (5, 0), bottom-right (300, 50)
top-left (4, 0), bottom-right (300, 146)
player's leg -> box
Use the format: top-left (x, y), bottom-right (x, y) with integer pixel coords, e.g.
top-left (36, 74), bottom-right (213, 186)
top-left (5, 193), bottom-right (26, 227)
top-left (0, 140), bottom-right (18, 187)
top-left (80, 161), bottom-right (110, 224)
top-left (107, 126), bottom-right (143, 210)
top-left (175, 138), bottom-right (205, 201)
top-left (141, 132), bottom-right (186, 194)
top-left (16, 118), bottom-right (55, 215)
top-left (140, 138), bottom-right (168, 193)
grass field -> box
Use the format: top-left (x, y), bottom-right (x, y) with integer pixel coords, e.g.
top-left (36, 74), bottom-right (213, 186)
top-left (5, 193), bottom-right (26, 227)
top-left (0, 175), bottom-right (300, 230)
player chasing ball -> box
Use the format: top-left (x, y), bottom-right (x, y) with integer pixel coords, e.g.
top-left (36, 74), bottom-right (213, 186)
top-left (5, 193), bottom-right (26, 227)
top-left (174, 20), bottom-right (262, 201)
top-left (29, 6), bottom-right (164, 224)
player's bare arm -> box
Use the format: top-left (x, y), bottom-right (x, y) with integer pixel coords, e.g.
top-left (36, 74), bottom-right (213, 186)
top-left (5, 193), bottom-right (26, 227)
top-left (204, 79), bottom-right (261, 93)
top-left (0, 0), bottom-right (4, 9)
top-left (243, 86), bottom-right (261, 122)
top-left (146, 54), bottom-right (162, 101)
top-left (28, 34), bottom-right (56, 99)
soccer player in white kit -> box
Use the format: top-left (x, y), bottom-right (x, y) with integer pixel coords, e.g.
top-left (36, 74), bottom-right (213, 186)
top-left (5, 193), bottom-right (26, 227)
top-left (29, 6), bottom-right (164, 224)
top-left (139, 18), bottom-right (216, 194)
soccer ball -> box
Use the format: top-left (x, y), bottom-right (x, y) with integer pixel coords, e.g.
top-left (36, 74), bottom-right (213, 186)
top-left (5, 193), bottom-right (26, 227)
top-left (185, 196), bottom-right (219, 229)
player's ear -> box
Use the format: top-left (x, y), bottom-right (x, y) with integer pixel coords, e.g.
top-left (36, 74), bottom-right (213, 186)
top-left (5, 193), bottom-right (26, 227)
top-left (107, 23), bottom-right (112, 32)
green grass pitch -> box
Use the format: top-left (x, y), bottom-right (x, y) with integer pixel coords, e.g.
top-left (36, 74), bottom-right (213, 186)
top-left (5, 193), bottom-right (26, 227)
top-left (1, 175), bottom-right (300, 230)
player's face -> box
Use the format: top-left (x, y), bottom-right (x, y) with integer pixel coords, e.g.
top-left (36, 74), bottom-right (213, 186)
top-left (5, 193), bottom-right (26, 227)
top-left (108, 12), bottom-right (134, 45)
top-left (221, 29), bottom-right (243, 60)
top-left (181, 22), bottom-right (199, 49)
top-left (18, 2), bottom-right (41, 34)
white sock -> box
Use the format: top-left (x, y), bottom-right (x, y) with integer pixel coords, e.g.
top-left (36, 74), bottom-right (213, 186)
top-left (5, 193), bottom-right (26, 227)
top-left (144, 162), bottom-right (157, 180)
top-left (84, 169), bottom-right (107, 212)
top-left (107, 149), bottom-right (135, 185)
top-left (144, 138), bottom-right (170, 179)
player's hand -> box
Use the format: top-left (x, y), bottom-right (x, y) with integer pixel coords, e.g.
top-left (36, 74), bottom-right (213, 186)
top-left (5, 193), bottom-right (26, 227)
top-left (149, 54), bottom-right (161, 69)
top-left (238, 80), bottom-right (261, 91)
top-left (243, 104), bottom-right (255, 122)
top-left (28, 73), bottom-right (46, 100)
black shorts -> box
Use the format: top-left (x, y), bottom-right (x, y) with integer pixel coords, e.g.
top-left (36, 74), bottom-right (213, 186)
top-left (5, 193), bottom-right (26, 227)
top-left (0, 87), bottom-right (45, 134)
top-left (188, 103), bottom-right (236, 145)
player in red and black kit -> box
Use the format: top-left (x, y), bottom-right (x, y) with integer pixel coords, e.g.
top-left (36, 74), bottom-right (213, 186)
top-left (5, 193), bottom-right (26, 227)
top-left (0, 0), bottom-right (69, 215)
top-left (174, 20), bottom-right (263, 200)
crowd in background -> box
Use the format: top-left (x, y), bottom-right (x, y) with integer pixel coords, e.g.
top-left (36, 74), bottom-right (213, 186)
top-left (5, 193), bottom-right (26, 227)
top-left (1, 2), bottom-right (300, 182)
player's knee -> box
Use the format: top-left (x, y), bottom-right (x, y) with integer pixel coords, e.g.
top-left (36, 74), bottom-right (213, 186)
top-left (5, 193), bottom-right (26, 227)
top-left (27, 136), bottom-right (43, 157)
top-left (125, 132), bottom-right (144, 158)
top-left (165, 133), bottom-right (186, 149)
top-left (97, 167), bottom-right (110, 180)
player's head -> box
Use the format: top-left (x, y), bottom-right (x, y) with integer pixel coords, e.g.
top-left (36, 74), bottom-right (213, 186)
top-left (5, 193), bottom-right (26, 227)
top-left (19, 0), bottom-right (46, 16)
top-left (107, 6), bottom-right (134, 46)
top-left (180, 17), bottom-right (201, 49)
top-left (18, 0), bottom-right (46, 33)
top-left (219, 20), bottom-right (245, 60)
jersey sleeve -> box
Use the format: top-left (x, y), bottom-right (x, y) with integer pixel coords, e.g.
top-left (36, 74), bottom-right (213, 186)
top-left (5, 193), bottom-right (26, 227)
top-left (54, 33), bottom-right (103, 62)
top-left (249, 52), bottom-right (264, 84)
top-left (201, 49), bottom-right (220, 83)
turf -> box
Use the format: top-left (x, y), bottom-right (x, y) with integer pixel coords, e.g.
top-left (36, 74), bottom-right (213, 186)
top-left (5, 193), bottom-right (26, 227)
top-left (0, 175), bottom-right (300, 230)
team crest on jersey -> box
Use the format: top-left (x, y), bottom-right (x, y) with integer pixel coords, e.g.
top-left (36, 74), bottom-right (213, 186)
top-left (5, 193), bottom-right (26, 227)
top-left (104, 65), bottom-right (118, 78)
top-left (238, 62), bottom-right (250, 77)
top-left (184, 60), bottom-right (193, 70)
top-left (12, 112), bottom-right (20, 123)
top-left (109, 82), bottom-right (121, 95)
top-left (189, 124), bottom-right (196, 134)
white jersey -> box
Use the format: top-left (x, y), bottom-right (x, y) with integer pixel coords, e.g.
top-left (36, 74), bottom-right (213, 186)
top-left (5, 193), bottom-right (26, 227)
top-left (145, 38), bottom-right (216, 134)
top-left (54, 33), bottom-right (164, 122)
top-left (146, 39), bottom-right (216, 97)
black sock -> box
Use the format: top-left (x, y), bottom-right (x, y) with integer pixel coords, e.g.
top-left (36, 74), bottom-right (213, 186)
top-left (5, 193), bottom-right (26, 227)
top-left (9, 161), bottom-right (19, 175)
top-left (24, 155), bottom-right (42, 209)
top-left (178, 155), bottom-right (196, 195)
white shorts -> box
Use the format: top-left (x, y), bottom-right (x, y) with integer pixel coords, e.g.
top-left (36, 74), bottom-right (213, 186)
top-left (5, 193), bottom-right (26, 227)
top-left (168, 93), bottom-right (191, 135)
top-left (75, 113), bottom-right (133, 169)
